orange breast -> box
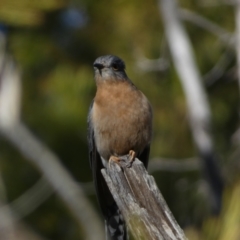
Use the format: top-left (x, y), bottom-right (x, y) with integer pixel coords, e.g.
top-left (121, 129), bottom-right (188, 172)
top-left (92, 81), bottom-right (152, 160)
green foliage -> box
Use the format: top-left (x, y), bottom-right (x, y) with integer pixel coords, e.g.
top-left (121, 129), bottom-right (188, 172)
top-left (0, 0), bottom-right (66, 26)
top-left (0, 0), bottom-right (239, 239)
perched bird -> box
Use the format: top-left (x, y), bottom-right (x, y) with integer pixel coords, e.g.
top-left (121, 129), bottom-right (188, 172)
top-left (88, 55), bottom-right (152, 240)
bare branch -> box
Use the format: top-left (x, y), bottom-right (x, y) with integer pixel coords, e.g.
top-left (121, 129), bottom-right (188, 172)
top-left (1, 177), bottom-right (52, 221)
top-left (235, 0), bottom-right (240, 95)
top-left (0, 35), bottom-right (104, 240)
top-left (134, 39), bottom-right (169, 72)
top-left (0, 123), bottom-right (104, 240)
top-left (0, 177), bottom-right (95, 226)
top-left (199, 0), bottom-right (239, 6)
top-left (148, 157), bottom-right (200, 173)
top-left (158, 0), bottom-right (224, 214)
top-left (231, 126), bottom-right (240, 145)
top-left (135, 57), bottom-right (168, 72)
top-left (102, 157), bottom-right (187, 240)
top-left (0, 60), bottom-right (21, 127)
top-left (0, 172), bottom-right (16, 240)
top-left (179, 9), bottom-right (234, 46)
top-left (79, 181), bottom-right (95, 195)
top-left (159, 0), bottom-right (212, 155)
top-left (203, 48), bottom-right (234, 86)
top-left (0, 166), bottom-right (46, 240)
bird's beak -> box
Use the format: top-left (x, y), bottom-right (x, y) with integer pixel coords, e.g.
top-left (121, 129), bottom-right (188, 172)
top-left (93, 63), bottom-right (104, 70)
top-left (93, 63), bottom-right (104, 76)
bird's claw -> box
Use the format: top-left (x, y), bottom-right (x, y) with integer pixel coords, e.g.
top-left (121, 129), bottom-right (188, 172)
top-left (125, 150), bottom-right (136, 168)
top-left (108, 151), bottom-right (136, 169)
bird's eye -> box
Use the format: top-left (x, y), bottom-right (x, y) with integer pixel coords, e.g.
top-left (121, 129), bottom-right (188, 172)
top-left (112, 63), bottom-right (119, 71)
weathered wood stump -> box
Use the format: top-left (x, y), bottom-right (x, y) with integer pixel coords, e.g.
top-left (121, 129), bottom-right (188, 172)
top-left (102, 156), bottom-right (187, 240)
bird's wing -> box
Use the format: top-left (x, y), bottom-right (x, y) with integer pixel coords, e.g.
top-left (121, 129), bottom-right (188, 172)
top-left (87, 100), bottom-right (95, 169)
top-left (87, 101), bottom-right (127, 240)
top-left (138, 144), bottom-right (151, 169)
top-left (87, 100), bottom-right (112, 213)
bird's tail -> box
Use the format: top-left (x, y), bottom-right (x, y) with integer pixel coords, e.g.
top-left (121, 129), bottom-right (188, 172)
top-left (105, 205), bottom-right (127, 240)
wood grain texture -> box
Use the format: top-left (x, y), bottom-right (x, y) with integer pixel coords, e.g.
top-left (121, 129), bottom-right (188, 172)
top-left (102, 157), bottom-right (187, 240)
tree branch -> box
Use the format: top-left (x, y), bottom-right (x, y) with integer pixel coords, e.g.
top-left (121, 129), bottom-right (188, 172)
top-left (0, 33), bottom-right (104, 240)
top-left (203, 47), bottom-right (234, 86)
top-left (235, 0), bottom-right (240, 95)
top-left (158, 0), bottom-right (224, 214)
top-left (0, 171), bottom-right (16, 240)
top-left (0, 122), bottom-right (104, 240)
top-left (179, 9), bottom-right (234, 46)
top-left (148, 157), bottom-right (200, 173)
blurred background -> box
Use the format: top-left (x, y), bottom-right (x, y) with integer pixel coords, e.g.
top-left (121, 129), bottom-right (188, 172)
top-left (0, 0), bottom-right (239, 239)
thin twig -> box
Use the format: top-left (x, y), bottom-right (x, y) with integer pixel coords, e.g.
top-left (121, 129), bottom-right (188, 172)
top-left (179, 8), bottom-right (234, 46)
top-left (134, 38), bottom-right (169, 72)
top-left (148, 157), bottom-right (200, 173)
top-left (235, 0), bottom-right (240, 95)
top-left (0, 177), bottom-right (52, 221)
top-left (199, 0), bottom-right (239, 6)
top-left (0, 172), bottom-right (16, 240)
top-left (0, 123), bottom-right (104, 240)
top-left (203, 47), bottom-right (234, 86)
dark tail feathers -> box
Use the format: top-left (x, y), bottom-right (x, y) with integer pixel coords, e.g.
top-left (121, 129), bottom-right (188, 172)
top-left (105, 205), bottom-right (127, 240)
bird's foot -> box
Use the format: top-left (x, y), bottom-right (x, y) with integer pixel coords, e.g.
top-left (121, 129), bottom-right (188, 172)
top-left (109, 155), bottom-right (121, 163)
top-left (129, 150), bottom-right (136, 161)
top-left (108, 155), bottom-right (122, 169)
top-left (108, 151), bottom-right (136, 168)
top-left (125, 150), bottom-right (136, 168)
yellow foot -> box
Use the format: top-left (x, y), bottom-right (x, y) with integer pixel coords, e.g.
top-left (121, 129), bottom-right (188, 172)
top-left (109, 155), bottom-right (121, 163)
top-left (108, 151), bottom-right (136, 169)
top-left (129, 150), bottom-right (136, 162)
top-left (108, 155), bottom-right (121, 168)
top-left (125, 150), bottom-right (136, 168)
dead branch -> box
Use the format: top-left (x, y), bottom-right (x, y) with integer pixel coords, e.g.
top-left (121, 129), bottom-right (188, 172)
top-left (203, 48), bottom-right (234, 86)
top-left (0, 172), bottom-right (16, 240)
top-left (158, 0), bottom-right (224, 214)
top-left (0, 177), bottom-right (95, 226)
top-left (179, 9), bottom-right (234, 46)
top-left (0, 177), bottom-right (52, 221)
top-left (135, 56), bottom-right (168, 72)
top-left (0, 122), bottom-right (104, 240)
top-left (134, 38), bottom-right (169, 73)
top-left (148, 157), bottom-right (200, 173)
top-left (0, 173), bottom-right (49, 240)
top-left (102, 157), bottom-right (187, 240)
top-left (0, 34), bottom-right (104, 240)
top-left (235, 0), bottom-right (240, 94)
top-left (199, 0), bottom-right (239, 6)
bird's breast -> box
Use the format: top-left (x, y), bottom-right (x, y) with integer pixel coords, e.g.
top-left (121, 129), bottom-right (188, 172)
top-left (91, 81), bottom-right (152, 160)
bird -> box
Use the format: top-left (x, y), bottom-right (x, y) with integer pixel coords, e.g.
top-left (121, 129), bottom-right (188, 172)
top-left (87, 55), bottom-right (152, 240)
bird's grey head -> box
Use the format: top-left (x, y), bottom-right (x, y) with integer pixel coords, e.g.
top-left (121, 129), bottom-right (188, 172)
top-left (93, 55), bottom-right (128, 82)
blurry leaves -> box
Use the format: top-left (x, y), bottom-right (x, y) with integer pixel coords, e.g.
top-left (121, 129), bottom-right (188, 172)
top-left (0, 0), bottom-right (67, 26)
top-left (1, 0), bottom-right (240, 239)
top-left (10, 33), bottom-right (54, 70)
top-left (0, 0), bottom-right (66, 10)
top-left (40, 64), bottom-right (93, 130)
top-left (184, 182), bottom-right (240, 240)
top-left (0, 8), bottom-right (44, 26)
top-left (219, 183), bottom-right (240, 240)
top-left (201, 182), bottom-right (240, 240)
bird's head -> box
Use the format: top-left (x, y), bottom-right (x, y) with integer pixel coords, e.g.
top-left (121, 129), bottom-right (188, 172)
top-left (93, 55), bottom-right (128, 83)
